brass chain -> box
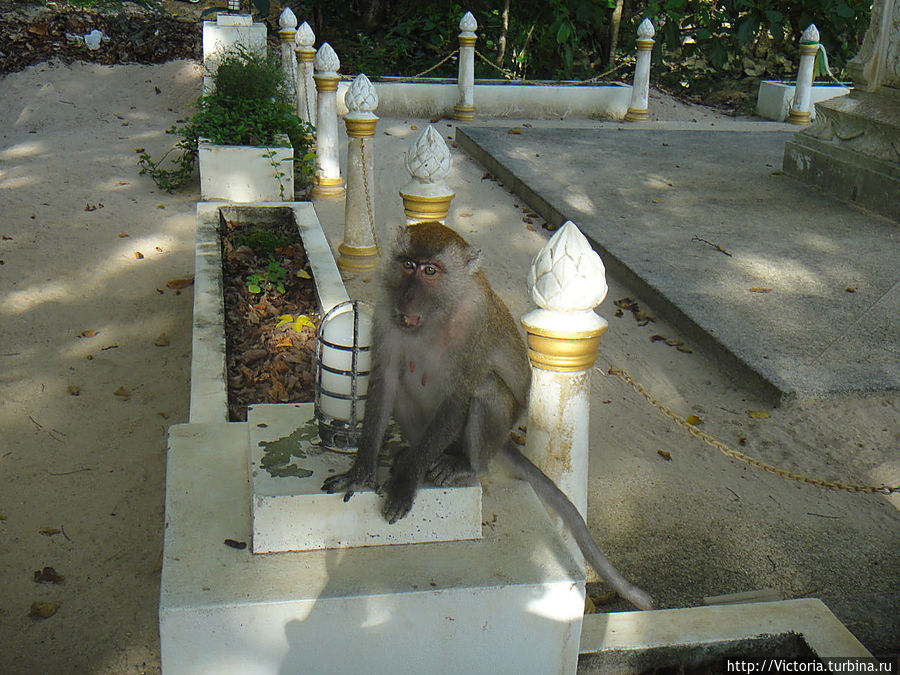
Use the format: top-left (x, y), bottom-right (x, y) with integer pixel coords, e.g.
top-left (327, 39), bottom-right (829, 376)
top-left (359, 138), bottom-right (378, 251)
top-left (413, 50), bottom-right (460, 78)
top-left (608, 366), bottom-right (899, 495)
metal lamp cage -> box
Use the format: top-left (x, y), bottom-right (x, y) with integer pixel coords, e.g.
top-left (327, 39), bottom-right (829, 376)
top-left (314, 300), bottom-right (372, 449)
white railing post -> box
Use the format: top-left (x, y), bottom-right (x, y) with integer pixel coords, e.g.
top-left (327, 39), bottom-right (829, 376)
top-left (521, 221), bottom-right (609, 543)
top-left (788, 24), bottom-right (820, 125)
top-left (399, 126), bottom-right (455, 224)
top-left (312, 43), bottom-right (345, 199)
top-left (453, 11), bottom-right (478, 121)
top-left (294, 21), bottom-right (316, 126)
top-left (278, 8), bottom-right (297, 102)
top-left (340, 74), bottom-right (380, 274)
top-left (625, 18), bottom-right (655, 122)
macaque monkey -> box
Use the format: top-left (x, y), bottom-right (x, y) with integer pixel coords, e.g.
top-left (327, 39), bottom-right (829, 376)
top-left (322, 221), bottom-right (652, 610)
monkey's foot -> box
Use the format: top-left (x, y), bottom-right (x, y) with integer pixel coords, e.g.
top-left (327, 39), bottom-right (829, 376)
top-left (426, 455), bottom-right (475, 486)
top-left (381, 479), bottom-right (416, 524)
top-left (321, 470), bottom-right (378, 502)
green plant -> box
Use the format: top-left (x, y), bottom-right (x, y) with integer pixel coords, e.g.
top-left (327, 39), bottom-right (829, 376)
top-left (232, 224), bottom-right (294, 252)
top-left (246, 258), bottom-right (287, 294)
top-left (138, 49), bottom-right (316, 193)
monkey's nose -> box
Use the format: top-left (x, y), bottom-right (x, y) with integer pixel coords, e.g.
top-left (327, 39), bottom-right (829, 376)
top-left (402, 315), bottom-right (420, 327)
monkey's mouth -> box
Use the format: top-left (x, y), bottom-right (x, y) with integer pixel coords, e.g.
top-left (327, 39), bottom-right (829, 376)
top-left (401, 314), bottom-right (421, 328)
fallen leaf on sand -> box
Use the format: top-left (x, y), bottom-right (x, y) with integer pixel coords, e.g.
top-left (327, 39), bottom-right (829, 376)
top-left (34, 567), bottom-right (64, 584)
top-left (224, 539), bottom-right (247, 550)
top-left (166, 277), bottom-right (194, 290)
top-left (113, 387), bottom-right (131, 401)
top-left (80, 329), bottom-right (99, 338)
top-left (67, 385), bottom-right (80, 396)
top-left (747, 410), bottom-right (770, 419)
top-left (657, 450), bottom-right (672, 461)
top-left (749, 287), bottom-right (772, 293)
top-left (39, 527), bottom-right (60, 536)
top-left (685, 415), bottom-right (702, 426)
top-left (134, 251), bottom-right (144, 259)
top-left (154, 333), bottom-right (170, 347)
top-left (508, 127), bottom-right (522, 134)
top-left (29, 602), bottom-right (58, 619)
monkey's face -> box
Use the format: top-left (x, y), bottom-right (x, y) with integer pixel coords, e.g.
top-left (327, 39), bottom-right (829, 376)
top-left (393, 257), bottom-right (445, 329)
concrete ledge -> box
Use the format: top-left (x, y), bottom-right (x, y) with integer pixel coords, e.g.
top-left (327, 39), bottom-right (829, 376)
top-left (335, 79), bottom-right (633, 119)
top-left (756, 80), bottom-right (850, 122)
top-left (579, 598), bottom-right (871, 670)
top-left (248, 403), bottom-right (482, 553)
top-left (161, 421), bottom-right (585, 674)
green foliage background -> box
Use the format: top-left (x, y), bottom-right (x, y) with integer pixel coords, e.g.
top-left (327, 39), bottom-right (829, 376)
top-left (295, 0), bottom-right (871, 104)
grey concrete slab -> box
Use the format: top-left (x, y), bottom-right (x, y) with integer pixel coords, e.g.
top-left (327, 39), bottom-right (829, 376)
top-left (457, 125), bottom-right (900, 403)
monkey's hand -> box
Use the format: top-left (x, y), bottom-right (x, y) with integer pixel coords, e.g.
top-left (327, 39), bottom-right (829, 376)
top-left (321, 464), bottom-right (378, 502)
top-left (381, 476), bottom-right (417, 524)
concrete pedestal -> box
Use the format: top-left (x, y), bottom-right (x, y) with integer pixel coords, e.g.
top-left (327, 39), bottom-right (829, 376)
top-left (248, 403), bottom-right (482, 553)
top-left (783, 90), bottom-right (900, 221)
top-left (201, 16), bottom-right (267, 95)
top-left (160, 421), bottom-right (585, 674)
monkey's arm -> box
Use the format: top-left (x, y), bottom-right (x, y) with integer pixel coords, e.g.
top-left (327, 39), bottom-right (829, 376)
top-left (321, 350), bottom-right (399, 500)
top-left (499, 440), bottom-right (654, 611)
top-left (382, 397), bottom-right (470, 523)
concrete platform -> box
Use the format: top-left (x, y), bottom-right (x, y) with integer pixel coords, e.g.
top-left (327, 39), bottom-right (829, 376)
top-left (248, 403), bottom-right (482, 553)
top-left (160, 421), bottom-right (585, 674)
top-left (457, 125), bottom-right (900, 403)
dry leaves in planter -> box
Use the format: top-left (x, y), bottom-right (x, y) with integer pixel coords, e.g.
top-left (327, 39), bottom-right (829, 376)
top-left (221, 220), bottom-right (321, 421)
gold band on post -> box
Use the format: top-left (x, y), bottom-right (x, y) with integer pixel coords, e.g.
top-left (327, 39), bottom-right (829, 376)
top-left (400, 193), bottom-right (455, 222)
top-left (296, 50), bottom-right (315, 62)
top-left (459, 35), bottom-right (477, 47)
top-left (525, 324), bottom-right (607, 372)
top-left (624, 107), bottom-right (650, 121)
top-left (313, 75), bottom-right (339, 93)
top-left (337, 243), bottom-right (379, 273)
top-left (635, 38), bottom-right (654, 52)
top-left (787, 109), bottom-right (811, 125)
top-left (312, 176), bottom-right (346, 198)
top-left (344, 118), bottom-right (378, 138)
top-left (453, 104), bottom-right (476, 121)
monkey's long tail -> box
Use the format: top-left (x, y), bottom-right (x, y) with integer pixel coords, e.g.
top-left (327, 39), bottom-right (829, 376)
top-left (500, 440), bottom-right (654, 611)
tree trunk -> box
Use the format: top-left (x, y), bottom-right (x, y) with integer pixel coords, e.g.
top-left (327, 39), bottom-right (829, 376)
top-left (497, 0), bottom-right (510, 67)
top-left (608, 0), bottom-right (625, 66)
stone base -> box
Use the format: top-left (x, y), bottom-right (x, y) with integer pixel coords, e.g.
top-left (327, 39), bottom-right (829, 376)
top-left (161, 421), bottom-right (585, 674)
top-left (783, 90), bottom-right (900, 221)
top-left (248, 403), bottom-right (482, 553)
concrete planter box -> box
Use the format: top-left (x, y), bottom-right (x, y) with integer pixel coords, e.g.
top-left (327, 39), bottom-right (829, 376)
top-left (756, 80), bottom-right (850, 122)
top-left (198, 137), bottom-right (294, 203)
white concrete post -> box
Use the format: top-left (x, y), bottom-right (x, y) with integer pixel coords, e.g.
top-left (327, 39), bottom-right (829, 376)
top-left (294, 21), bottom-right (316, 126)
top-left (789, 24), bottom-right (820, 125)
top-left (625, 18), bottom-right (655, 122)
top-left (453, 11), bottom-right (478, 121)
top-left (312, 43), bottom-right (345, 199)
top-left (278, 8), bottom-right (298, 102)
top-left (399, 125), bottom-right (455, 224)
top-left (521, 221), bottom-right (609, 546)
top-left (340, 74), bottom-right (380, 274)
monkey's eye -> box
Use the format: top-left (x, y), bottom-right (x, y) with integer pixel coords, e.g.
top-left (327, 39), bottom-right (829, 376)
top-left (402, 259), bottom-right (416, 270)
top-left (422, 264), bottom-right (438, 276)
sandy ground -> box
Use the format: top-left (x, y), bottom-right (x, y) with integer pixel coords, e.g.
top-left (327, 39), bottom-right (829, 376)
top-left (0, 59), bottom-right (897, 673)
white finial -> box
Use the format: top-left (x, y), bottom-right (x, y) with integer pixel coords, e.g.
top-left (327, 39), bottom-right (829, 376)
top-left (406, 126), bottom-right (452, 184)
top-left (296, 21), bottom-right (315, 47)
top-left (279, 7), bottom-right (297, 31)
top-left (314, 42), bottom-right (340, 74)
top-left (801, 24), bottom-right (819, 43)
top-left (528, 221), bottom-right (607, 313)
top-left (460, 11), bottom-right (477, 34)
top-left (637, 18), bottom-right (655, 39)
top-left (345, 73), bottom-right (378, 113)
